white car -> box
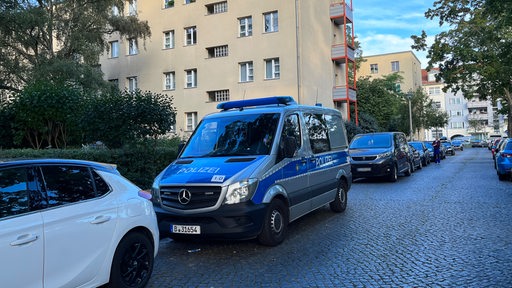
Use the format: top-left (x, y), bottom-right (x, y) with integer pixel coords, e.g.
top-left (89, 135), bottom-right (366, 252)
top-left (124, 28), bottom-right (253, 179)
top-left (0, 159), bottom-right (159, 288)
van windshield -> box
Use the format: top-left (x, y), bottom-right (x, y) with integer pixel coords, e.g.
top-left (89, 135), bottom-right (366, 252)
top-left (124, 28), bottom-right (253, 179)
top-left (350, 134), bottom-right (392, 149)
top-left (181, 113), bottom-right (280, 157)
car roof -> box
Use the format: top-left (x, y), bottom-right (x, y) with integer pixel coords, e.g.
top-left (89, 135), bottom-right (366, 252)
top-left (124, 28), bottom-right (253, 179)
top-left (0, 158), bottom-right (119, 174)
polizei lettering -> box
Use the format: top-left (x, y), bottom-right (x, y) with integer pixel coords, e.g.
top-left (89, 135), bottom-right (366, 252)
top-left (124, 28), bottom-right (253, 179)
top-left (177, 167), bottom-right (221, 174)
top-left (316, 155), bottom-right (334, 167)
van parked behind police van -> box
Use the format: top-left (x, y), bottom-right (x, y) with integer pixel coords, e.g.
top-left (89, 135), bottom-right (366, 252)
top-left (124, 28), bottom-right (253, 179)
top-left (151, 96), bottom-right (352, 246)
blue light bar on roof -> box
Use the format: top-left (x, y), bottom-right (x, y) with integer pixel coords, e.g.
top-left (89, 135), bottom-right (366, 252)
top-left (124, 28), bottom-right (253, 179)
top-left (217, 96), bottom-right (296, 110)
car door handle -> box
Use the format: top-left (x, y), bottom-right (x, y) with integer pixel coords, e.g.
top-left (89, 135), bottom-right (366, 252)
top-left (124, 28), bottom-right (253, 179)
top-left (90, 215), bottom-right (112, 224)
top-left (10, 234), bottom-right (39, 246)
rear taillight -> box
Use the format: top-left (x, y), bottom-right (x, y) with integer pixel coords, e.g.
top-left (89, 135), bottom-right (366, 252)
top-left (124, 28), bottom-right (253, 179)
top-left (502, 153), bottom-right (512, 158)
top-left (138, 190), bottom-right (153, 200)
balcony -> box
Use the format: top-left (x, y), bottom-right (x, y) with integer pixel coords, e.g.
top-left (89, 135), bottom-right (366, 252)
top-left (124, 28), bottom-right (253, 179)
top-left (467, 101), bottom-right (488, 108)
top-left (330, 1), bottom-right (353, 25)
top-left (332, 44), bottom-right (355, 63)
top-left (333, 85), bottom-right (357, 102)
top-left (468, 113), bottom-right (489, 121)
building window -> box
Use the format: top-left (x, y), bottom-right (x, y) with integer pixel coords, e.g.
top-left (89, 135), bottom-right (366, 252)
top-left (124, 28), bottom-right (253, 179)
top-left (429, 87), bottom-right (441, 95)
top-left (128, 38), bottom-right (138, 55)
top-left (109, 41), bottom-right (119, 58)
top-left (128, 0), bottom-right (137, 16)
top-left (185, 69), bottom-right (197, 88)
top-left (112, 5), bottom-right (120, 16)
top-left (264, 11), bottom-right (278, 33)
top-left (164, 0), bottom-right (174, 8)
top-left (185, 0), bottom-right (195, 4)
top-left (163, 30), bottom-right (174, 49)
top-left (265, 58), bottom-right (280, 79)
top-left (451, 122), bottom-right (464, 129)
top-left (206, 1), bottom-right (227, 14)
top-left (164, 72), bottom-right (175, 90)
top-left (370, 64), bottom-right (378, 74)
top-left (185, 26), bottom-right (197, 46)
top-left (240, 61), bottom-right (254, 82)
top-left (186, 112), bottom-right (198, 131)
top-left (391, 61), bottom-right (400, 72)
top-left (239, 16), bottom-right (252, 37)
top-left (208, 90), bottom-right (230, 102)
top-left (127, 76), bottom-right (138, 92)
top-left (433, 101), bottom-right (441, 109)
top-left (207, 45), bottom-right (228, 58)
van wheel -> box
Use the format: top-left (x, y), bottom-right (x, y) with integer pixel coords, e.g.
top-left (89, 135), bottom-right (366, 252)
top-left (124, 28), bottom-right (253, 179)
top-left (387, 164), bottom-right (398, 182)
top-left (109, 232), bottom-right (154, 288)
top-left (405, 162), bottom-right (412, 176)
top-left (258, 199), bottom-right (288, 246)
top-left (330, 180), bottom-right (348, 212)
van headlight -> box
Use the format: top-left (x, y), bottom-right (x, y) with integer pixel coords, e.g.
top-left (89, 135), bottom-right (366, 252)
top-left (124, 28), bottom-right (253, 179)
top-left (224, 179), bottom-right (258, 204)
top-left (377, 151), bottom-right (392, 159)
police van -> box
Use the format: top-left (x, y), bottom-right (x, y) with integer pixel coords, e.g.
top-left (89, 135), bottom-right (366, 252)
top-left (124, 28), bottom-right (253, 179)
top-left (151, 96), bottom-right (352, 246)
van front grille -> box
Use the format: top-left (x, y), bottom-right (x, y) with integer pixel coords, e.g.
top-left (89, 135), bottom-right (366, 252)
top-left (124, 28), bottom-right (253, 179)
top-left (159, 186), bottom-right (222, 210)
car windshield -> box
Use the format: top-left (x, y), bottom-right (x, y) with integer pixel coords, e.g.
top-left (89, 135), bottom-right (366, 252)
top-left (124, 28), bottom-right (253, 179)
top-left (452, 140), bottom-right (462, 145)
top-left (442, 142), bottom-right (452, 147)
top-left (181, 113), bottom-right (280, 157)
top-left (424, 142), bottom-right (433, 149)
top-left (350, 134), bottom-right (391, 149)
top-left (409, 142), bottom-right (423, 150)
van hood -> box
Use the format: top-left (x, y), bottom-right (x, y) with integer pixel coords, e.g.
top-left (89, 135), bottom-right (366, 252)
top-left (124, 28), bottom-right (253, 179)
top-left (158, 156), bottom-right (262, 185)
top-left (349, 148), bottom-right (391, 156)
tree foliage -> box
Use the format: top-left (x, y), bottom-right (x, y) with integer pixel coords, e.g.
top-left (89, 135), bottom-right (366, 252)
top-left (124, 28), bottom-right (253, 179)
top-left (0, 0), bottom-right (151, 95)
top-left (412, 0), bottom-right (512, 136)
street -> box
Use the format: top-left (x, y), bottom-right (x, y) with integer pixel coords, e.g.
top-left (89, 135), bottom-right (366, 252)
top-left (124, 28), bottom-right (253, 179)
top-left (147, 147), bottom-right (512, 287)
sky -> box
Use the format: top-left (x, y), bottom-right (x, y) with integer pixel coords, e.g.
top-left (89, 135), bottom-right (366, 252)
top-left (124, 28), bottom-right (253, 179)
top-left (353, 0), bottom-right (445, 68)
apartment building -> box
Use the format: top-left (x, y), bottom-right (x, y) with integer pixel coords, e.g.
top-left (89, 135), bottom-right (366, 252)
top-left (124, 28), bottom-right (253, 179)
top-left (99, 0), bottom-right (357, 138)
top-left (422, 69), bottom-right (508, 140)
top-left (358, 51), bottom-right (422, 93)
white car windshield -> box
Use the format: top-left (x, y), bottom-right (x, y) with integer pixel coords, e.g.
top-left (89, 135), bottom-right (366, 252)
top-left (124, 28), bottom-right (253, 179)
top-left (181, 113), bottom-right (280, 157)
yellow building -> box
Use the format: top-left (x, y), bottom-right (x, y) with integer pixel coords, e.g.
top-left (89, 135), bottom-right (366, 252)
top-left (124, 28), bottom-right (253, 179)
top-left (358, 51), bottom-right (422, 93)
top-left (99, 0), bottom-right (357, 138)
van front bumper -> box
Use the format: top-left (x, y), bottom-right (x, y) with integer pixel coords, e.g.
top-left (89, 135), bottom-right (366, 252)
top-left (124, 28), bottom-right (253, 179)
top-left (350, 158), bottom-right (393, 179)
top-left (154, 202), bottom-right (267, 240)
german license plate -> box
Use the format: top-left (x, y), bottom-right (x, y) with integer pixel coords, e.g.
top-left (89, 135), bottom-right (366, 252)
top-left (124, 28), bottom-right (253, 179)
top-left (172, 224), bottom-right (201, 234)
top-left (357, 167), bottom-right (371, 172)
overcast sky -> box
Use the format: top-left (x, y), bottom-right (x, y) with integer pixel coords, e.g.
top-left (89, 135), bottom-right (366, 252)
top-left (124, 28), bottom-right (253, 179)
top-left (353, 0), bottom-right (445, 68)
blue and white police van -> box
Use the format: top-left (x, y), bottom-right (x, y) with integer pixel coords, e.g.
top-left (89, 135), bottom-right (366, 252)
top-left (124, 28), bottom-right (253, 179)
top-left (151, 96), bottom-right (352, 246)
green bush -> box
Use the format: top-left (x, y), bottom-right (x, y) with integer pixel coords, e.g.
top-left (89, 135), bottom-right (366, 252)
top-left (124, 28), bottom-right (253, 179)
top-left (0, 141), bottom-right (179, 189)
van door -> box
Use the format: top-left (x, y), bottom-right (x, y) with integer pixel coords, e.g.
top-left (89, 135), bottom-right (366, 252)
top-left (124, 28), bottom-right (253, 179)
top-left (303, 112), bottom-right (339, 209)
top-left (277, 114), bottom-right (310, 219)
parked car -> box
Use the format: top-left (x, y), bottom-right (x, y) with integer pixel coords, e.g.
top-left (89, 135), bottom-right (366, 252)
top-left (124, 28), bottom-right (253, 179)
top-left (408, 144), bottom-right (423, 171)
top-left (0, 159), bottom-right (159, 288)
top-left (471, 138), bottom-right (485, 147)
top-left (409, 141), bottom-right (431, 166)
top-left (442, 141), bottom-right (455, 155)
top-left (494, 138), bottom-right (512, 181)
top-left (451, 139), bottom-right (464, 151)
top-left (349, 132), bottom-right (412, 182)
top-left (491, 138), bottom-right (502, 159)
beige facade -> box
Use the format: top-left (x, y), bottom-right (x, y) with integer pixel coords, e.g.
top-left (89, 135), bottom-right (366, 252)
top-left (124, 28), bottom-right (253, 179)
top-left (99, 0), bottom-right (357, 138)
top-left (358, 51), bottom-right (422, 93)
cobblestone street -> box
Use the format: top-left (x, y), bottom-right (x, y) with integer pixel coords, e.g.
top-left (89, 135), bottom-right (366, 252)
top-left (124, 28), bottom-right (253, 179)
top-left (148, 147), bottom-right (512, 287)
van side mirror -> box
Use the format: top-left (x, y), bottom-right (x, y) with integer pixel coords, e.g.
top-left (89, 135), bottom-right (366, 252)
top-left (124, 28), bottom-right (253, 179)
top-left (283, 136), bottom-right (297, 158)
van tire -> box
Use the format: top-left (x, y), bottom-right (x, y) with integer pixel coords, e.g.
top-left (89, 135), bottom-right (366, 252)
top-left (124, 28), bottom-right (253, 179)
top-left (330, 180), bottom-right (348, 212)
top-left (258, 199), bottom-right (288, 246)
top-left (387, 164), bottom-right (398, 182)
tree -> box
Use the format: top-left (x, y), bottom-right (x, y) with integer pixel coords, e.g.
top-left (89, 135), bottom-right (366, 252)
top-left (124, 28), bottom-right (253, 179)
top-left (80, 90), bottom-right (176, 148)
top-left (412, 0), bottom-right (512, 137)
top-left (356, 74), bottom-right (404, 131)
top-left (0, 0), bottom-right (151, 95)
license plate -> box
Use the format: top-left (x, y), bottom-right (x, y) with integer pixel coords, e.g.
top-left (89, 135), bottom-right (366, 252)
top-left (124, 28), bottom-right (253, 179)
top-left (357, 167), bottom-right (371, 172)
top-left (172, 224), bottom-right (201, 234)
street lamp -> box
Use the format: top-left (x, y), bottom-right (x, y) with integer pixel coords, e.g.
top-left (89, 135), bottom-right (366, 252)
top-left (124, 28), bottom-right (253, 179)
top-left (406, 91), bottom-right (413, 140)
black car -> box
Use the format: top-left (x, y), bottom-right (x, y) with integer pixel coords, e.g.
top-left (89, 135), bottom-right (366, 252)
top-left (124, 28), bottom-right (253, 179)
top-left (409, 141), bottom-right (431, 166)
top-left (349, 132), bottom-right (412, 182)
top-left (408, 144), bottom-right (423, 171)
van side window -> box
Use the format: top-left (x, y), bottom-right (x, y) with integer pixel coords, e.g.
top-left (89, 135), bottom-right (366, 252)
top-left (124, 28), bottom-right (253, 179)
top-left (325, 114), bottom-right (347, 149)
top-left (278, 114), bottom-right (301, 161)
top-left (304, 113), bottom-right (331, 154)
